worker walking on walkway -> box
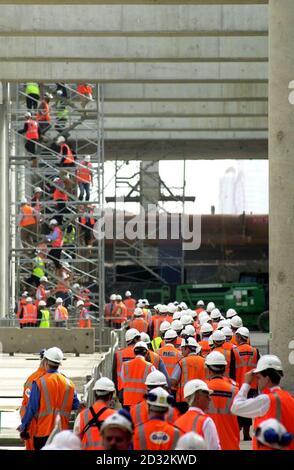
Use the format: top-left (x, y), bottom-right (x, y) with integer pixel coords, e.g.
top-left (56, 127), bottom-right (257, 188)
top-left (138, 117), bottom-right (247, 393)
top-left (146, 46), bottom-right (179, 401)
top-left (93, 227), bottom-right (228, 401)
top-left (157, 329), bottom-right (182, 379)
top-left (19, 349), bottom-right (46, 450)
top-left (174, 379), bottom-right (221, 450)
top-left (123, 291), bottom-right (136, 320)
top-left (75, 377), bottom-right (116, 450)
top-left (205, 351), bottom-right (240, 450)
top-left (37, 300), bottom-right (51, 328)
top-left (133, 387), bottom-right (181, 450)
top-left (231, 354), bottom-right (294, 450)
top-left (19, 347), bottom-right (79, 450)
top-left (129, 308), bottom-right (148, 333)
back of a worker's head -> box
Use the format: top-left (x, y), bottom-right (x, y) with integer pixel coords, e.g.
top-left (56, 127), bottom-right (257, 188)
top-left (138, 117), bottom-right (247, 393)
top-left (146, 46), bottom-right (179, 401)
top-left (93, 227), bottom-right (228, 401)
top-left (175, 432), bottom-right (207, 450)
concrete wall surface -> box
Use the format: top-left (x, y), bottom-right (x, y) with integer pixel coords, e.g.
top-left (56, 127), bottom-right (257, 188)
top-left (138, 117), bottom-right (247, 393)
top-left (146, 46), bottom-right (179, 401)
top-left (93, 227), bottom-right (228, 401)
top-left (0, 328), bottom-right (95, 354)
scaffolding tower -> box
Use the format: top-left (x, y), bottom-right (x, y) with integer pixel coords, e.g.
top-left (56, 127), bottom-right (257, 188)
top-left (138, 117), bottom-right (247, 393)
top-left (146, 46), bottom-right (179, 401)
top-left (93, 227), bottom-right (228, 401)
top-left (7, 82), bottom-right (105, 332)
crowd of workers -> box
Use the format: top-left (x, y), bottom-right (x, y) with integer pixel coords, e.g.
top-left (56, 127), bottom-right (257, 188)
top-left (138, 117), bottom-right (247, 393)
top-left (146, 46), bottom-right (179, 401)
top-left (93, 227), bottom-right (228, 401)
top-left (18, 295), bottom-right (294, 451)
top-left (16, 82), bottom-right (97, 328)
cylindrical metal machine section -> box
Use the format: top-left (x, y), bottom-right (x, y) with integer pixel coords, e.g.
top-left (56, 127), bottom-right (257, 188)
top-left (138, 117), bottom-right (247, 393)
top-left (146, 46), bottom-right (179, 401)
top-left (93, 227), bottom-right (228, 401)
top-left (0, 82), bottom-right (10, 318)
top-left (269, 0), bottom-right (294, 390)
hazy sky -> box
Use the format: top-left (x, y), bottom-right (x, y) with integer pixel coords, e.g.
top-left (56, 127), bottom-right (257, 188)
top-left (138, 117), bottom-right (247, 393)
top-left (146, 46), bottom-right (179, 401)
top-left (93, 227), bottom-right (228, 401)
top-left (104, 159), bottom-right (269, 215)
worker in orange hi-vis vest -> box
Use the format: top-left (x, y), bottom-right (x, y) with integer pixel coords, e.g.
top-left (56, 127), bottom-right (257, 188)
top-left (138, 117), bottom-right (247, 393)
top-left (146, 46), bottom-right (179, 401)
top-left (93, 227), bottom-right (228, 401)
top-left (157, 329), bottom-right (182, 379)
top-left (74, 377), bottom-right (116, 450)
top-left (76, 155), bottom-right (93, 202)
top-left (210, 308), bottom-right (223, 330)
top-left (19, 296), bottom-right (38, 328)
top-left (170, 320), bottom-right (184, 350)
top-left (123, 290), bottom-right (136, 320)
top-left (171, 337), bottom-right (205, 414)
top-left (129, 308), bottom-right (148, 333)
top-left (230, 315), bottom-right (246, 345)
top-left (210, 329), bottom-right (233, 378)
top-left (133, 387), bottom-right (182, 450)
top-left (230, 327), bottom-right (260, 441)
top-left (120, 341), bottom-right (155, 409)
top-left (195, 299), bottom-right (205, 315)
top-left (140, 333), bottom-right (171, 386)
top-left (111, 294), bottom-right (128, 329)
top-left (205, 351), bottom-right (240, 450)
top-left (18, 347), bottom-right (80, 451)
top-left (76, 300), bottom-right (92, 328)
top-left (20, 349), bottom-right (47, 450)
top-left (18, 197), bottom-right (38, 249)
top-left (198, 322), bottom-right (213, 358)
top-left (231, 354), bottom-right (294, 451)
top-left (104, 294), bottom-right (117, 327)
top-left (174, 379), bottom-right (221, 450)
top-left (112, 328), bottom-right (141, 402)
top-left (221, 326), bottom-right (237, 352)
top-left (130, 370), bottom-right (180, 427)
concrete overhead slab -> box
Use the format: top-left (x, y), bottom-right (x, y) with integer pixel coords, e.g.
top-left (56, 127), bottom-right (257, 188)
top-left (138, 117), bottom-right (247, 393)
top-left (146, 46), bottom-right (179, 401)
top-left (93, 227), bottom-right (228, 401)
top-left (104, 130), bottom-right (268, 140)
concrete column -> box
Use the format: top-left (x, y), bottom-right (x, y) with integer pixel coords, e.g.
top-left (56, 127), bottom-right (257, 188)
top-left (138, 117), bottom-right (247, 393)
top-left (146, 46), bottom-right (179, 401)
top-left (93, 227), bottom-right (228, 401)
top-left (0, 82), bottom-right (9, 318)
top-left (269, 0), bottom-right (294, 390)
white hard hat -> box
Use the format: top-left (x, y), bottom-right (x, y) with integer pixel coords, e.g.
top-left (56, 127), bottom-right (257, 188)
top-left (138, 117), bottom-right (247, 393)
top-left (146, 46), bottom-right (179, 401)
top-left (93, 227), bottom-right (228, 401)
top-left (39, 300), bottom-right (46, 307)
top-left (210, 308), bottom-right (221, 320)
top-left (208, 335), bottom-right (214, 348)
top-left (25, 111), bottom-right (32, 118)
top-left (254, 418), bottom-right (292, 450)
top-left (20, 197), bottom-right (27, 204)
top-left (236, 326), bottom-right (250, 338)
top-left (200, 322), bottom-right (213, 334)
top-left (72, 283), bottom-right (80, 290)
top-left (134, 341), bottom-right (148, 352)
top-left (167, 305), bottom-right (177, 314)
top-left (116, 294), bottom-right (122, 301)
top-left (199, 313), bottom-right (211, 326)
top-left (164, 329), bottom-right (178, 340)
top-left (134, 307), bottom-right (143, 317)
top-left (217, 319), bottom-right (231, 329)
top-left (230, 315), bottom-right (243, 329)
top-left (110, 294), bottom-right (117, 301)
top-left (181, 337), bottom-right (201, 354)
top-left (211, 330), bottom-right (226, 343)
top-left (158, 305), bottom-right (168, 314)
top-left (146, 386), bottom-right (172, 409)
top-left (182, 325), bottom-right (196, 337)
top-left (145, 370), bottom-right (167, 387)
top-left (205, 351), bottom-right (227, 366)
top-left (34, 186), bottom-right (42, 193)
top-left (76, 300), bottom-right (84, 308)
top-left (171, 319), bottom-right (183, 332)
top-left (21, 291), bottom-right (28, 297)
top-left (125, 328), bottom-right (140, 343)
top-left (153, 304), bottom-right (161, 312)
top-left (206, 302), bottom-right (215, 313)
top-left (142, 299), bottom-right (149, 306)
top-left (45, 92), bottom-right (53, 99)
top-left (56, 89), bottom-right (63, 96)
top-left (26, 297), bottom-right (33, 303)
top-left (159, 320), bottom-right (171, 333)
top-left (226, 308), bottom-right (237, 319)
top-left (93, 377), bottom-right (115, 393)
top-left (56, 297), bottom-right (63, 303)
top-left (140, 332), bottom-right (151, 344)
top-left (49, 219), bottom-right (58, 225)
top-left (184, 379), bottom-right (212, 399)
top-left (222, 326), bottom-right (233, 337)
top-left (84, 155), bottom-right (91, 162)
top-left (41, 430), bottom-right (81, 451)
top-left (175, 432), bottom-right (207, 451)
top-left (40, 276), bottom-right (48, 282)
top-left (125, 290), bottom-right (131, 297)
top-left (172, 311), bottom-right (182, 320)
top-left (198, 311), bottom-right (209, 322)
top-left (100, 413), bottom-right (133, 435)
top-left (56, 135), bottom-right (65, 144)
top-left (44, 347), bottom-right (63, 364)
top-left (180, 314), bottom-right (193, 326)
top-left (186, 308), bottom-right (197, 318)
top-left (253, 355), bottom-right (283, 374)
top-left (196, 300), bottom-right (205, 307)
top-left (179, 302), bottom-right (188, 310)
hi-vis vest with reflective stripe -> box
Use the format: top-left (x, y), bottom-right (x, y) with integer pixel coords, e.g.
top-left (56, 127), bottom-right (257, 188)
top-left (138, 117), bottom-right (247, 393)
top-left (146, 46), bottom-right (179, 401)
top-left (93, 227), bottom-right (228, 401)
top-left (158, 344), bottom-right (182, 377)
top-left (63, 226), bottom-right (76, 244)
top-left (79, 402), bottom-right (115, 450)
top-left (121, 357), bottom-right (153, 406)
top-left (130, 399), bottom-right (180, 426)
top-left (54, 305), bottom-right (68, 321)
top-left (37, 100), bottom-right (50, 121)
top-left (33, 256), bottom-right (45, 278)
top-left (198, 339), bottom-right (211, 358)
top-left (76, 162), bottom-right (92, 183)
top-left (116, 345), bottom-right (135, 391)
top-left (26, 119), bottom-right (39, 140)
top-left (20, 304), bottom-right (37, 324)
top-left (212, 346), bottom-right (231, 377)
top-left (35, 373), bottom-right (74, 437)
top-left (151, 336), bottom-right (163, 352)
top-left (133, 419), bottom-right (181, 450)
top-left (206, 376), bottom-right (240, 450)
top-left (233, 343), bottom-right (258, 388)
top-left (253, 388), bottom-right (294, 451)
top-left (20, 366), bottom-right (46, 419)
top-left (174, 410), bottom-right (206, 438)
top-left (123, 298), bottom-right (136, 319)
top-left (177, 354), bottom-right (206, 402)
top-left (39, 309), bottom-right (50, 328)
top-left (60, 143), bottom-right (74, 164)
top-left (25, 83), bottom-right (40, 96)
top-left (20, 205), bottom-right (36, 227)
top-left (129, 318), bottom-right (148, 333)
